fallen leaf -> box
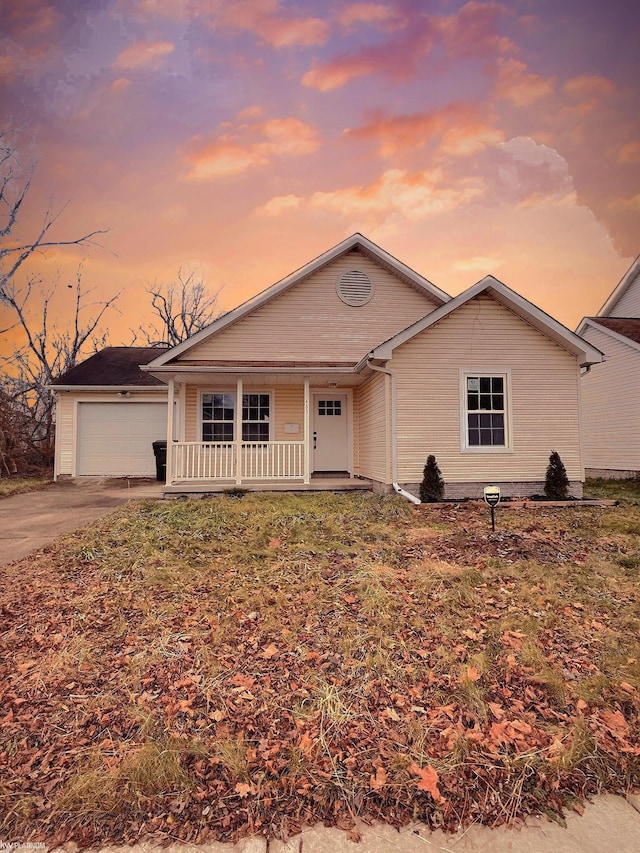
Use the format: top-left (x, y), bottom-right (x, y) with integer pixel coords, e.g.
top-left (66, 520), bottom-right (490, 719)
top-left (235, 782), bottom-right (252, 798)
top-left (370, 765), bottom-right (387, 790)
top-left (261, 643), bottom-right (278, 659)
top-left (409, 762), bottom-right (442, 801)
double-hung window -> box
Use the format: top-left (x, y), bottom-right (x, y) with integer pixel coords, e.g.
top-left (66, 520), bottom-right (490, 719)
top-left (463, 374), bottom-right (509, 450)
top-left (201, 392), bottom-right (271, 442)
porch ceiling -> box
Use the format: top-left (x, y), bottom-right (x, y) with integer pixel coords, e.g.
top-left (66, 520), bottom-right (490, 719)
top-left (149, 367), bottom-right (371, 386)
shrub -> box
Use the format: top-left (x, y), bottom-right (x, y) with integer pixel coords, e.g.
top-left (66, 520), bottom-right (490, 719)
top-left (420, 455), bottom-right (445, 502)
top-left (544, 450), bottom-right (570, 499)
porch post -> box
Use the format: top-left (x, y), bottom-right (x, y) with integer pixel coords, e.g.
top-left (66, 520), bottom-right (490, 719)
top-left (235, 377), bottom-right (243, 484)
top-left (165, 377), bottom-right (175, 484)
top-left (303, 378), bottom-right (310, 484)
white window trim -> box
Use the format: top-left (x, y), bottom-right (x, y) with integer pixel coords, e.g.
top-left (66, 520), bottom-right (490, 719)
top-left (199, 389), bottom-right (274, 443)
top-left (459, 369), bottom-right (513, 454)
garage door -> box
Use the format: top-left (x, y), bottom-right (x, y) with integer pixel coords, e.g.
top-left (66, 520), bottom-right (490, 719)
top-left (77, 402), bottom-right (167, 476)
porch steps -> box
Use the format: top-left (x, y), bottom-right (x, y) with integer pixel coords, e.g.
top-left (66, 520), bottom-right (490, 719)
top-left (163, 477), bottom-right (373, 497)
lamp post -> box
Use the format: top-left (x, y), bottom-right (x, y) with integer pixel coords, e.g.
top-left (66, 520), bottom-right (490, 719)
top-left (483, 485), bottom-right (501, 531)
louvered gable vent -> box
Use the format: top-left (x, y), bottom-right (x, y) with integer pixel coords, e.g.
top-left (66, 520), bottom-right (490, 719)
top-left (336, 269), bottom-right (374, 306)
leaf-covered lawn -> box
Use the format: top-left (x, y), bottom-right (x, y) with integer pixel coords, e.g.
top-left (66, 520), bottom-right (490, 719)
top-left (1, 492), bottom-right (639, 848)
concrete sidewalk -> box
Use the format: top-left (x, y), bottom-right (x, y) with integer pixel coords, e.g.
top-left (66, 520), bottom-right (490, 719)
top-left (0, 478), bottom-right (163, 566)
top-left (68, 794), bottom-right (640, 853)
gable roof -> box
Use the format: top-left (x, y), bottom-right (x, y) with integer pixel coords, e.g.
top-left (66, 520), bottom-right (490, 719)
top-left (52, 347), bottom-right (169, 388)
top-left (146, 233), bottom-right (451, 368)
top-left (577, 317), bottom-right (640, 353)
top-left (597, 256), bottom-right (640, 317)
top-left (368, 275), bottom-right (605, 367)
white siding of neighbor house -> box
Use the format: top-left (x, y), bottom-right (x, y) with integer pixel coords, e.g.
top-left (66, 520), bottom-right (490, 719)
top-left (177, 250), bottom-right (439, 364)
top-left (55, 393), bottom-right (75, 476)
top-left (390, 295), bottom-right (583, 484)
top-left (580, 325), bottom-right (640, 471)
top-left (356, 372), bottom-right (390, 483)
top-left (606, 269), bottom-right (640, 317)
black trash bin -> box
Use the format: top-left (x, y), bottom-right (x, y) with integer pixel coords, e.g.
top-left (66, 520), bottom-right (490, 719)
top-left (152, 440), bottom-right (167, 481)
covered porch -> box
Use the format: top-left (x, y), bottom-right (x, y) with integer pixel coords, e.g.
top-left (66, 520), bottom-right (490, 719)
top-left (158, 365), bottom-right (383, 493)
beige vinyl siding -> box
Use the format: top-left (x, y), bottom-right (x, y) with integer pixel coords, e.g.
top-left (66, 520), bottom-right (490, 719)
top-left (185, 385), bottom-right (198, 441)
top-left (55, 394), bottom-right (76, 475)
top-left (607, 269), bottom-right (640, 317)
top-left (179, 250), bottom-right (438, 364)
top-left (580, 325), bottom-right (640, 471)
top-left (357, 372), bottom-right (390, 483)
top-left (391, 295), bottom-right (582, 483)
top-left (274, 387), bottom-right (304, 441)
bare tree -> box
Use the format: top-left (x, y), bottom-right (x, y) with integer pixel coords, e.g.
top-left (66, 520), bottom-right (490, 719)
top-left (0, 268), bottom-right (119, 473)
top-left (0, 126), bottom-right (113, 474)
top-left (135, 266), bottom-right (222, 347)
top-left (0, 125), bottom-right (108, 304)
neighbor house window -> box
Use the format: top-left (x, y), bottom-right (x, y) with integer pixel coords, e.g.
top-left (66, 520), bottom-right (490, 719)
top-left (201, 392), bottom-right (271, 442)
top-left (463, 374), bottom-right (509, 449)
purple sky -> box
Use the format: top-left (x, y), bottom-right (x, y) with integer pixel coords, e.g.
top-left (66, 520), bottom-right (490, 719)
top-left (1, 0), bottom-right (639, 341)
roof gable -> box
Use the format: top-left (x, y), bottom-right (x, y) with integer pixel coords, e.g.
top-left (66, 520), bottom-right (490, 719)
top-left (598, 256), bottom-right (640, 318)
top-left (147, 234), bottom-right (450, 368)
top-left (577, 317), bottom-right (640, 353)
top-left (370, 276), bottom-right (604, 367)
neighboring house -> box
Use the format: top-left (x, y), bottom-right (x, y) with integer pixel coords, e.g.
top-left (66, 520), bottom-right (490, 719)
top-left (52, 234), bottom-right (603, 498)
top-left (576, 256), bottom-right (640, 477)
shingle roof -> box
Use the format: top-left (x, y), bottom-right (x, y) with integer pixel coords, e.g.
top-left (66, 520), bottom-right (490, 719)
top-left (52, 347), bottom-right (169, 387)
top-left (590, 317), bottom-right (640, 345)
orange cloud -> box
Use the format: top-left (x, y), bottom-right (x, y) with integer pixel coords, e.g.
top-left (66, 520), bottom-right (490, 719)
top-left (309, 168), bottom-right (485, 220)
top-left (184, 117), bottom-right (320, 181)
top-left (304, 1), bottom-right (512, 91)
top-left (338, 3), bottom-right (398, 27)
top-left (110, 77), bottom-right (131, 93)
top-left (439, 122), bottom-right (504, 157)
top-left (563, 74), bottom-right (614, 99)
top-left (0, 54), bottom-right (15, 83)
top-left (495, 58), bottom-right (554, 106)
top-left (257, 194), bottom-right (303, 217)
top-left (618, 142), bottom-right (640, 164)
top-left (346, 105), bottom-right (503, 160)
top-left (3, 0), bottom-right (60, 39)
top-left (222, 0), bottom-right (329, 47)
top-left (113, 40), bottom-right (174, 70)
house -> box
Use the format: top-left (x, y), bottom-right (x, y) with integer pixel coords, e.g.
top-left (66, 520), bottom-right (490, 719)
top-left (576, 256), bottom-right (640, 477)
top-left (52, 234), bottom-right (604, 499)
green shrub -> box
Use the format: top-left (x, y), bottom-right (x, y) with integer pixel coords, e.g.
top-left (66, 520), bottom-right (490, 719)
top-left (420, 455), bottom-right (445, 502)
top-left (544, 450), bottom-right (570, 499)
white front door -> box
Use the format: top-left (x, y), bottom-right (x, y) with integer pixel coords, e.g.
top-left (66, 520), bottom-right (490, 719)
top-left (313, 394), bottom-right (349, 472)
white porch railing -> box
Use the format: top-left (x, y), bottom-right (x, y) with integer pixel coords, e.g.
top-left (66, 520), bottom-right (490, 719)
top-left (171, 441), bottom-right (305, 481)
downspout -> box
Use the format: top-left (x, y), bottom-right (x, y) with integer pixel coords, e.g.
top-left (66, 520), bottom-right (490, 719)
top-left (366, 359), bottom-right (421, 504)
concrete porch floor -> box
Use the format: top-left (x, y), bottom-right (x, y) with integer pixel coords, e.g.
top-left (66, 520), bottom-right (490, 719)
top-left (163, 476), bottom-right (373, 497)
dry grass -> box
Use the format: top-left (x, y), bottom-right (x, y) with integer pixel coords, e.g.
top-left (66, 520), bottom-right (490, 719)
top-left (0, 475), bottom-right (53, 497)
top-left (1, 488), bottom-right (639, 847)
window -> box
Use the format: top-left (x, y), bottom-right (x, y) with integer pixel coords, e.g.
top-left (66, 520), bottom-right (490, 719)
top-left (318, 400), bottom-right (342, 416)
top-left (242, 394), bottom-right (270, 441)
top-left (463, 374), bottom-right (508, 449)
top-left (202, 393), bottom-right (234, 442)
top-left (201, 392), bottom-right (271, 442)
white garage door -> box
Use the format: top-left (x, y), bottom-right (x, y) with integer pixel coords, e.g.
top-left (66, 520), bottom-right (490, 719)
top-left (77, 402), bottom-right (167, 476)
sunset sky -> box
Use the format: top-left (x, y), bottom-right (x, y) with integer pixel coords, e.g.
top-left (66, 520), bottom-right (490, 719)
top-left (2, 0), bottom-right (639, 347)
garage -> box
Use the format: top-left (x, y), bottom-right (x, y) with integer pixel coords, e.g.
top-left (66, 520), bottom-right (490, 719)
top-left (77, 401), bottom-right (167, 476)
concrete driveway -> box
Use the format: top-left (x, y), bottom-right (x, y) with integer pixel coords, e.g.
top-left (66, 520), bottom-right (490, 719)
top-left (0, 478), bottom-right (163, 566)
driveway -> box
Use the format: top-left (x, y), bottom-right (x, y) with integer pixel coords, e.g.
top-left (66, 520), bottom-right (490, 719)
top-left (0, 478), bottom-right (163, 566)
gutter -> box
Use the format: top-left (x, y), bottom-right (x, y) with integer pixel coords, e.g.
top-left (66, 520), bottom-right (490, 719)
top-left (366, 359), bottom-right (421, 505)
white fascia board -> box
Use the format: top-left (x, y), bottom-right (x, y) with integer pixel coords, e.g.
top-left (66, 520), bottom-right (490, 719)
top-left (371, 276), bottom-right (605, 366)
top-left (578, 318), bottom-right (640, 354)
top-left (146, 233), bottom-right (451, 368)
top-left (597, 256), bottom-right (640, 317)
top-left (48, 384), bottom-right (168, 392)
